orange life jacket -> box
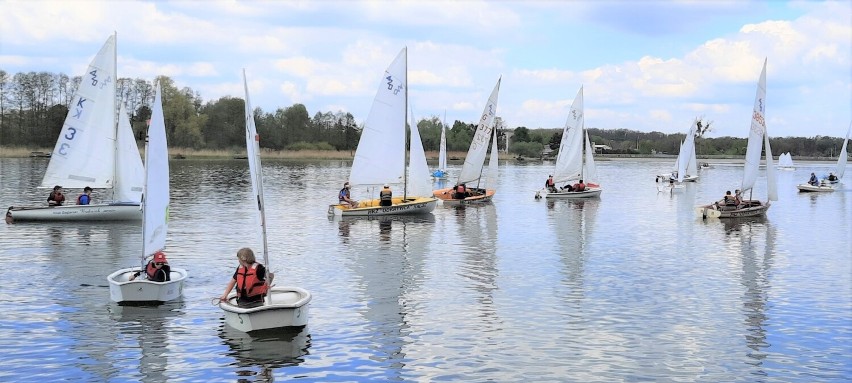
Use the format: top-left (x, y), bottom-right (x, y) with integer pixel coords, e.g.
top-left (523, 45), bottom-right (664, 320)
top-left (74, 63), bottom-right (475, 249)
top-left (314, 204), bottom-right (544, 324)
top-left (236, 263), bottom-right (268, 298)
top-left (146, 261), bottom-right (159, 280)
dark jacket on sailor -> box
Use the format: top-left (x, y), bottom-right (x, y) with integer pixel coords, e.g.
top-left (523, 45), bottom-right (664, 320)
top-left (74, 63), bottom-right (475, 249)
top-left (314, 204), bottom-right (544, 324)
top-left (234, 263), bottom-right (268, 301)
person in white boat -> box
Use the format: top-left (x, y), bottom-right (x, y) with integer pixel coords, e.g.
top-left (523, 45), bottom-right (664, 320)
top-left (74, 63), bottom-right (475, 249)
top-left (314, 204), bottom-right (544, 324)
top-left (76, 186), bottom-right (93, 205)
top-left (379, 184), bottom-right (393, 207)
top-left (572, 179), bottom-right (586, 192)
top-left (220, 247), bottom-right (273, 308)
top-left (827, 173), bottom-right (838, 182)
top-left (47, 185), bottom-right (65, 206)
top-left (338, 182), bottom-right (358, 208)
top-left (545, 175), bottom-right (557, 193)
top-left (130, 251), bottom-right (171, 282)
top-left (808, 173), bottom-right (818, 186)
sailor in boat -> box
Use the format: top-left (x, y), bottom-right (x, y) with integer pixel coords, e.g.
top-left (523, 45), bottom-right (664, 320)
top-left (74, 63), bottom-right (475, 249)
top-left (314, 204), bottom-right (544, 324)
top-left (734, 189), bottom-right (743, 206)
top-left (716, 190), bottom-right (738, 211)
top-left (47, 185), bottom-right (65, 206)
top-left (827, 173), bottom-right (838, 182)
top-left (545, 175), bottom-right (557, 193)
top-left (453, 183), bottom-right (468, 199)
top-left (77, 186), bottom-right (93, 205)
top-left (572, 179), bottom-right (587, 192)
top-left (338, 182), bottom-right (358, 208)
top-left (808, 173), bottom-right (819, 186)
top-left (220, 247), bottom-right (272, 308)
top-left (130, 251), bottom-right (171, 282)
top-left (379, 184), bottom-right (393, 207)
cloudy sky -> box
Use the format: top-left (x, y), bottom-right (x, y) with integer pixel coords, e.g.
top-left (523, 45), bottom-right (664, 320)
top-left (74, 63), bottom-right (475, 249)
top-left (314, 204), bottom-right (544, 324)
top-left (1, 0), bottom-right (850, 138)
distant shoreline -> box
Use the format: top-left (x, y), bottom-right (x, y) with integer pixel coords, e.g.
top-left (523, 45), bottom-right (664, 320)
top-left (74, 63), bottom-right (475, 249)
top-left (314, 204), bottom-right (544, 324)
top-left (0, 146), bottom-right (840, 162)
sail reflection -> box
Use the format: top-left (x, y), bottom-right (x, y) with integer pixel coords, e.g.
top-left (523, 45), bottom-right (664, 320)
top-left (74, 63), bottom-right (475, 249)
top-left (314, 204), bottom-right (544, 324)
top-left (549, 199), bottom-right (599, 303)
top-left (339, 212), bottom-right (434, 380)
top-left (456, 204), bottom-right (500, 329)
top-left (721, 217), bottom-right (776, 372)
top-left (109, 302), bottom-right (186, 382)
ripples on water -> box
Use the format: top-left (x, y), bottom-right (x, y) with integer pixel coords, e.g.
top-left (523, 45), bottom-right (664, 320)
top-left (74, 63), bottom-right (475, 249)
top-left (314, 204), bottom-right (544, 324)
top-left (1, 157), bottom-right (850, 382)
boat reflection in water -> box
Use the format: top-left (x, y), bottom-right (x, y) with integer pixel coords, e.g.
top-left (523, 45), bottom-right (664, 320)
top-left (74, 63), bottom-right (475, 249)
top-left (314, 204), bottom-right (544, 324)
top-left (333, 214), bottom-right (435, 243)
top-left (108, 302), bottom-right (186, 381)
top-left (219, 325), bottom-right (310, 375)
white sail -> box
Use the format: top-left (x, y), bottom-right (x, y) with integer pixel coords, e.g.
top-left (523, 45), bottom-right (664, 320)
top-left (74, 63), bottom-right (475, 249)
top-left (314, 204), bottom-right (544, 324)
top-left (583, 131), bottom-right (598, 184)
top-left (836, 122), bottom-right (851, 179)
top-left (408, 110), bottom-right (433, 197)
top-left (687, 130), bottom-right (698, 176)
top-left (458, 78), bottom-right (501, 185)
top-left (349, 48), bottom-right (407, 187)
top-left (553, 86), bottom-right (584, 184)
top-left (676, 120), bottom-right (698, 181)
top-left (114, 103), bottom-right (145, 203)
top-left (243, 70), bottom-right (269, 267)
top-left (741, 59), bottom-right (768, 194)
top-left (438, 117), bottom-right (447, 171)
top-left (41, 34), bottom-right (118, 190)
top-left (485, 126), bottom-right (499, 190)
top-left (142, 84), bottom-right (169, 257)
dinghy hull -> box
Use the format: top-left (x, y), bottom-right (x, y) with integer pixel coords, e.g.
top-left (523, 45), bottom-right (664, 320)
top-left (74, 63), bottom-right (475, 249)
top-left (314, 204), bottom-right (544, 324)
top-left (328, 196), bottom-right (437, 216)
top-left (432, 187), bottom-right (495, 206)
top-left (220, 286), bottom-right (312, 332)
top-left (695, 201), bottom-right (770, 219)
top-left (543, 187), bottom-right (602, 199)
top-left (107, 267), bottom-right (187, 305)
top-left (6, 203), bottom-right (141, 223)
top-left (796, 183), bottom-right (834, 192)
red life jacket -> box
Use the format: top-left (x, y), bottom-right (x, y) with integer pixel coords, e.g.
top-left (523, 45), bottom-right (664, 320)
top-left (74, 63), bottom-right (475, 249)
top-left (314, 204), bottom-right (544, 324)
top-left (146, 261), bottom-right (159, 280)
top-left (236, 263), bottom-right (268, 298)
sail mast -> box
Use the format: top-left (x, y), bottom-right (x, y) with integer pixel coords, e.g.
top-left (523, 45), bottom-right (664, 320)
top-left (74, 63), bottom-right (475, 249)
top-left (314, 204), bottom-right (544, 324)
top-left (403, 47), bottom-right (409, 200)
top-left (112, 31), bottom-right (119, 202)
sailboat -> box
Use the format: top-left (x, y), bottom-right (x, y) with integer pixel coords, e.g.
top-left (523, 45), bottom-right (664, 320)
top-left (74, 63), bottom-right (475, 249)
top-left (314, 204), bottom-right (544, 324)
top-left (796, 122), bottom-right (850, 192)
top-left (697, 59), bottom-right (777, 218)
top-left (433, 78), bottom-right (501, 205)
top-left (535, 86), bottom-right (602, 199)
top-left (328, 47), bottom-right (438, 216)
top-left (219, 70), bottom-right (311, 332)
top-left (5, 34), bottom-right (144, 223)
top-left (432, 114), bottom-right (449, 180)
top-left (656, 120), bottom-right (699, 183)
top-left (777, 152), bottom-right (795, 170)
top-left (107, 83), bottom-right (187, 304)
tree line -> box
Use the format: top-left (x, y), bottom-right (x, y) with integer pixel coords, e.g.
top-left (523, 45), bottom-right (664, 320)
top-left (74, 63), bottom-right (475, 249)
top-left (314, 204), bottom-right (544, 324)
top-left (0, 69), bottom-right (846, 158)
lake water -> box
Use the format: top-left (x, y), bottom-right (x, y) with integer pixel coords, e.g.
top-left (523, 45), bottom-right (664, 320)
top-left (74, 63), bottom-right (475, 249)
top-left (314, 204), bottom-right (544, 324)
top-left (0, 157), bottom-right (849, 382)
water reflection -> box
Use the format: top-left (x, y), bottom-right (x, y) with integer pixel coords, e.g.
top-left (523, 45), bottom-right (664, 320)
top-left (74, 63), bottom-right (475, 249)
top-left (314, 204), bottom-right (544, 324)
top-left (334, 214), bottom-right (436, 244)
top-left (109, 303), bottom-right (186, 382)
top-left (219, 326), bottom-right (310, 381)
top-left (457, 204), bottom-right (500, 328)
top-left (722, 217), bottom-right (776, 375)
top-left (549, 200), bottom-right (599, 303)
top-left (339, 213), bottom-right (435, 381)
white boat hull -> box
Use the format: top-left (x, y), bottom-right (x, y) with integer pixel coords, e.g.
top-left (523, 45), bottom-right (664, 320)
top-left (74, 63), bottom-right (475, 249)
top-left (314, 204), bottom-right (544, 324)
top-left (695, 200), bottom-right (770, 219)
top-left (328, 197), bottom-right (437, 216)
top-left (656, 174), bottom-right (698, 182)
top-left (107, 267), bottom-right (187, 304)
top-left (6, 203), bottom-right (141, 223)
top-left (542, 187), bottom-right (602, 199)
top-left (220, 286), bottom-right (312, 332)
top-left (796, 183), bottom-right (834, 192)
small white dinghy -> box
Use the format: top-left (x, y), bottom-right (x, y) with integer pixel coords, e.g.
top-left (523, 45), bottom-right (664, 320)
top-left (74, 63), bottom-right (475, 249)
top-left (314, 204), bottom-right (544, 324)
top-left (796, 123), bottom-right (849, 192)
top-left (219, 70), bottom-right (311, 332)
top-left (108, 83), bottom-right (187, 304)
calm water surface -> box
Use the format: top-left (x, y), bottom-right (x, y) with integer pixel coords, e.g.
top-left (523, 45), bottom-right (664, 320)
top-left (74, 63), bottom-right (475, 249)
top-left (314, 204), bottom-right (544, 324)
top-left (0, 157), bottom-right (849, 382)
